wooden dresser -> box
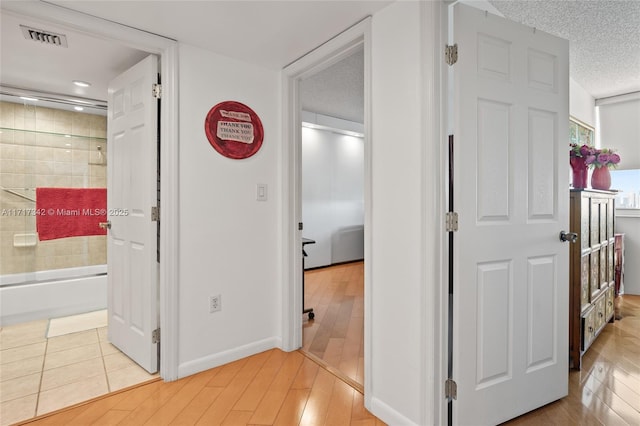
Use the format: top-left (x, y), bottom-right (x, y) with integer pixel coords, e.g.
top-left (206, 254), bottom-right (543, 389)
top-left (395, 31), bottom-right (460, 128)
top-left (569, 189), bottom-right (616, 370)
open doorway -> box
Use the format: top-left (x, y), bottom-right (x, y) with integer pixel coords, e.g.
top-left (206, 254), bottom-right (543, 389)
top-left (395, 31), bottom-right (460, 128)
top-left (0, 4), bottom-right (176, 421)
top-left (0, 93), bottom-right (159, 425)
top-left (281, 18), bottom-right (371, 394)
top-left (298, 47), bottom-right (365, 387)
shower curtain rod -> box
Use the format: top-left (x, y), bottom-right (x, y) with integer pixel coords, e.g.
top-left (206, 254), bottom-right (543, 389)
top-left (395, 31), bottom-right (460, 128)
top-left (0, 85), bottom-right (107, 110)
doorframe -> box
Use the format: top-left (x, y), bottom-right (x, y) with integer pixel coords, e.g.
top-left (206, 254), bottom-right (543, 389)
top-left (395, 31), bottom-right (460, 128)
top-left (281, 17), bottom-right (372, 393)
top-left (2, 2), bottom-right (180, 380)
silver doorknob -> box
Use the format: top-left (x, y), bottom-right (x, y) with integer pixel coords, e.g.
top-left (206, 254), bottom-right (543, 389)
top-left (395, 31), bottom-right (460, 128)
top-left (559, 231), bottom-right (578, 243)
top-left (99, 221), bottom-right (111, 230)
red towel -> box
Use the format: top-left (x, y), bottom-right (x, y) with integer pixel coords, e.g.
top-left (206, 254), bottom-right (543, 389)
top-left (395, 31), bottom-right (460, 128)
top-left (36, 188), bottom-right (107, 241)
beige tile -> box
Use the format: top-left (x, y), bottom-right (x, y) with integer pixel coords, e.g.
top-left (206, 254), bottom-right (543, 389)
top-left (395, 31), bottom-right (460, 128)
top-left (103, 351), bottom-right (137, 372)
top-left (0, 393), bottom-right (37, 426)
top-left (37, 373), bottom-right (108, 416)
top-left (0, 342), bottom-right (46, 365)
top-left (0, 373), bottom-right (40, 403)
top-left (107, 364), bottom-right (158, 392)
top-left (44, 343), bottom-right (101, 371)
top-left (40, 357), bottom-right (104, 391)
top-left (0, 320), bottom-right (47, 350)
top-left (0, 356), bottom-right (43, 382)
top-left (45, 329), bottom-right (98, 353)
top-left (99, 341), bottom-right (120, 356)
top-left (97, 326), bottom-right (108, 342)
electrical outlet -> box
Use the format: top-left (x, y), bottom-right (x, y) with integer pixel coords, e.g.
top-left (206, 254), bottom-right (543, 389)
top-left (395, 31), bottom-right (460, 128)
top-left (209, 295), bottom-right (221, 313)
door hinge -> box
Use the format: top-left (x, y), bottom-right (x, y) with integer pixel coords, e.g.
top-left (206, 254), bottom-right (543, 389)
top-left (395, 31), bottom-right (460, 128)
top-left (152, 83), bottom-right (162, 99)
top-left (445, 212), bottom-right (458, 232)
top-left (151, 206), bottom-right (159, 222)
top-left (445, 378), bottom-right (457, 400)
top-left (445, 43), bottom-right (458, 66)
top-left (298, 222), bottom-right (303, 231)
top-left (152, 328), bottom-right (160, 344)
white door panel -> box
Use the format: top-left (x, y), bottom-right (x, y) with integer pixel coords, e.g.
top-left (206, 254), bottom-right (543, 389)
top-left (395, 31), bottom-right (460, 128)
top-left (452, 4), bottom-right (569, 424)
top-left (107, 54), bottom-right (159, 374)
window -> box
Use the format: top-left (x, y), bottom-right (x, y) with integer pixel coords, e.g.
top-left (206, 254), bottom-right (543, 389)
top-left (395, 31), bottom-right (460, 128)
top-left (610, 169), bottom-right (640, 210)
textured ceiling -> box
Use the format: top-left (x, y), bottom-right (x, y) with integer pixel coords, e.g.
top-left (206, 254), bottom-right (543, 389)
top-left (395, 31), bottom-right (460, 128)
top-left (302, 0), bottom-right (640, 124)
top-left (489, 0), bottom-right (640, 99)
top-left (300, 49), bottom-right (364, 124)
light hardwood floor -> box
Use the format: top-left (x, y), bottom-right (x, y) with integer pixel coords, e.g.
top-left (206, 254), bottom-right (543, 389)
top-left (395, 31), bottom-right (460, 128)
top-left (15, 286), bottom-right (639, 425)
top-left (18, 349), bottom-right (384, 426)
top-left (504, 294), bottom-right (640, 425)
top-left (302, 262), bottom-right (365, 389)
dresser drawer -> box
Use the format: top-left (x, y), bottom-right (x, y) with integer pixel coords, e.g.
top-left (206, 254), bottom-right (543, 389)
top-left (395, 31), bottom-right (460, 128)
top-left (595, 293), bottom-right (607, 332)
top-left (582, 306), bottom-right (596, 351)
top-left (605, 285), bottom-right (615, 321)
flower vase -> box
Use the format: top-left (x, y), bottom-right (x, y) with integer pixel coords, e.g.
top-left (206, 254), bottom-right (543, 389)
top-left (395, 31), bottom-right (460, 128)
top-left (570, 156), bottom-right (588, 189)
top-left (591, 166), bottom-right (611, 190)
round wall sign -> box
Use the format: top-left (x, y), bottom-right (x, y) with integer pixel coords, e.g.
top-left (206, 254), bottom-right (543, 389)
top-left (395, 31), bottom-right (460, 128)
top-left (204, 101), bottom-right (264, 159)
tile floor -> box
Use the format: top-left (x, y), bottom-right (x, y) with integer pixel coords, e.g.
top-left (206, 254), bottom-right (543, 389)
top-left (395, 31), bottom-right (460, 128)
top-left (0, 319), bottom-right (158, 426)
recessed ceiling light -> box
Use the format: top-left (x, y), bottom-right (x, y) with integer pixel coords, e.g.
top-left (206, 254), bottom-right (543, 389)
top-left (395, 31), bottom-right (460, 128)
top-left (73, 80), bottom-right (91, 87)
top-left (74, 106), bottom-right (84, 111)
top-left (19, 96), bottom-right (38, 101)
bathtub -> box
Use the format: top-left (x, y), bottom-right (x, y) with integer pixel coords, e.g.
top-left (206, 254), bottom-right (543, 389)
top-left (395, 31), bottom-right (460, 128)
top-left (0, 265), bottom-right (107, 326)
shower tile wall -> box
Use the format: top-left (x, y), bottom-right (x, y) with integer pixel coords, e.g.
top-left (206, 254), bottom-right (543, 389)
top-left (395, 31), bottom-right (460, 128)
top-left (0, 101), bottom-right (107, 275)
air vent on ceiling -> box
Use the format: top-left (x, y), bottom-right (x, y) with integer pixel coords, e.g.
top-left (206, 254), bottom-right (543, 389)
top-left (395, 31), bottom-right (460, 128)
top-left (20, 25), bottom-right (68, 47)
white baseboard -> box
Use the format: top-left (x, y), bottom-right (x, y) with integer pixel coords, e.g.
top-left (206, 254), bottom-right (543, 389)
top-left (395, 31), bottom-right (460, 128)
top-left (177, 337), bottom-right (280, 378)
top-left (370, 396), bottom-right (418, 426)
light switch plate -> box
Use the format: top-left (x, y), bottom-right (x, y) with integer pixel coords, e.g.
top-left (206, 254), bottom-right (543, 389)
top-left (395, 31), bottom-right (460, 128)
top-left (257, 184), bottom-right (268, 201)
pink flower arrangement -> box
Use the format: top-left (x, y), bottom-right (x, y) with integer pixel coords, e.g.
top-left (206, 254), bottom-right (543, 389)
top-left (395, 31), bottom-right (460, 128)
top-left (570, 143), bottom-right (620, 169)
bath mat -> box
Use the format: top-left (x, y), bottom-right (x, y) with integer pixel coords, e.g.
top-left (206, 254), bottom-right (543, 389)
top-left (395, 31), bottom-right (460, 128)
top-left (47, 309), bottom-right (108, 338)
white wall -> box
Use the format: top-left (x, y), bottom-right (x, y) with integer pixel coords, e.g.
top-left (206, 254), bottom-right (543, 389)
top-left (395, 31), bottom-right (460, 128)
top-left (177, 43), bottom-right (282, 376)
top-left (175, 6), bottom-right (437, 422)
top-left (597, 98), bottom-right (640, 169)
top-left (616, 216), bottom-right (640, 295)
top-left (570, 78), bottom-right (595, 126)
top-left (302, 124), bottom-right (364, 268)
top-left (597, 96), bottom-right (640, 295)
top-left (369, 2), bottom-right (427, 424)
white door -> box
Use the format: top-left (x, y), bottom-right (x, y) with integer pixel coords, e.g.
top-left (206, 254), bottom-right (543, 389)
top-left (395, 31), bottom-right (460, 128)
top-left (107, 54), bottom-right (159, 374)
top-left (452, 4), bottom-right (569, 424)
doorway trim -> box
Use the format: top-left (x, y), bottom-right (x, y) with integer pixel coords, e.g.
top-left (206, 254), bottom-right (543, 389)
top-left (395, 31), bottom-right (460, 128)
top-left (281, 17), bottom-right (372, 393)
top-left (2, 2), bottom-right (180, 380)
